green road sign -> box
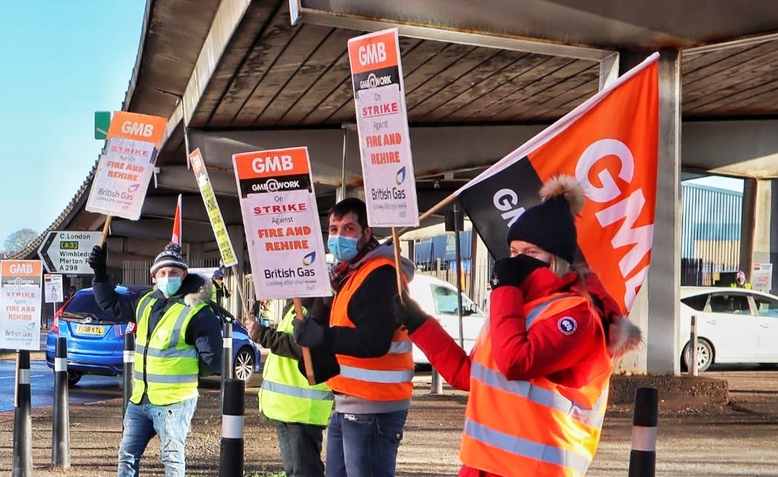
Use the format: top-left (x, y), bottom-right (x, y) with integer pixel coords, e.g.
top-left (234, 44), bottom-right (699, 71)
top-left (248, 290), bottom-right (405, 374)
top-left (94, 111), bottom-right (111, 139)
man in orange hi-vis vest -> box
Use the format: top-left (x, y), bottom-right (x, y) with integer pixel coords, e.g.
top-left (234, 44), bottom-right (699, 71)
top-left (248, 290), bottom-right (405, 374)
top-left (293, 198), bottom-right (416, 477)
top-left (395, 177), bottom-right (642, 477)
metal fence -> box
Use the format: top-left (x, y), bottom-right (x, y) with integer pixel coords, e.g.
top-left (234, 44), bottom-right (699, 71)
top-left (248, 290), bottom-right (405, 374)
top-left (681, 182), bottom-right (743, 286)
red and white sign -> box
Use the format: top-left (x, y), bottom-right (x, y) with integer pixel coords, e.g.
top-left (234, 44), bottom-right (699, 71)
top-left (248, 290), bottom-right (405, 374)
top-left (232, 147), bottom-right (331, 299)
top-left (348, 28), bottom-right (419, 227)
top-left (86, 111), bottom-right (167, 220)
top-left (0, 260), bottom-right (43, 350)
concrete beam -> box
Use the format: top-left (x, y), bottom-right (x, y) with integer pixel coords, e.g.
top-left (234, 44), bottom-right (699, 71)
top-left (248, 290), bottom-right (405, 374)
top-left (155, 165), bottom-right (239, 198)
top-left (142, 193), bottom-right (243, 225)
top-left (110, 218), bottom-right (217, 243)
top-left (159, 0), bottom-right (253, 150)
top-left (295, 4), bottom-right (615, 61)
top-left (683, 120), bottom-right (778, 179)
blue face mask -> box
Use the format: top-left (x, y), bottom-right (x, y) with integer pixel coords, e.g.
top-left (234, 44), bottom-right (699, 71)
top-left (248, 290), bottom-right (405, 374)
top-left (327, 235), bottom-right (360, 262)
top-left (157, 276), bottom-right (183, 297)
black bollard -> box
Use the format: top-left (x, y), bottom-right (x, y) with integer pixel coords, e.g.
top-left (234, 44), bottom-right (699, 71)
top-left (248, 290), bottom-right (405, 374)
top-left (12, 350), bottom-right (32, 477)
top-left (628, 387), bottom-right (658, 477)
top-left (219, 378), bottom-right (245, 477)
top-left (221, 319), bottom-right (233, 407)
top-left (51, 337), bottom-right (71, 468)
top-left (123, 330), bottom-right (134, 419)
top-left (223, 319), bottom-right (233, 379)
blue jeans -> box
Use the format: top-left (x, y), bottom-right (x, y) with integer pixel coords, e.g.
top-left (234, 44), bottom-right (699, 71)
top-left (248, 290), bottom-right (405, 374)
top-left (325, 410), bottom-right (407, 477)
top-left (117, 397), bottom-right (198, 477)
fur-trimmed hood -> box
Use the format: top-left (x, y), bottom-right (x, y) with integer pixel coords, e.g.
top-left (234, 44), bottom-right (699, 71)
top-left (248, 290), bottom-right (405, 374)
top-left (582, 271), bottom-right (642, 357)
top-left (606, 317), bottom-right (643, 358)
top-left (152, 273), bottom-right (213, 306)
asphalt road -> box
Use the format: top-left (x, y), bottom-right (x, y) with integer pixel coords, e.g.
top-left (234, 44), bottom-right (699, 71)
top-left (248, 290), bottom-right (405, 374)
top-left (0, 359), bottom-right (121, 413)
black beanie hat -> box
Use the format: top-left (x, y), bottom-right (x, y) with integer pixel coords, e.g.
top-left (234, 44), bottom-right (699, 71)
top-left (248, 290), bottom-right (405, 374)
top-left (506, 176), bottom-right (585, 264)
top-left (150, 242), bottom-right (189, 275)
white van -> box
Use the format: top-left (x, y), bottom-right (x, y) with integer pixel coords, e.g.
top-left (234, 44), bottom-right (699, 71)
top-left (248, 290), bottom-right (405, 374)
top-left (407, 273), bottom-right (486, 364)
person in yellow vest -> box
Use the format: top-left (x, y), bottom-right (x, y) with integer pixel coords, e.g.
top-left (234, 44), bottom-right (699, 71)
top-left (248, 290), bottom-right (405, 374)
top-left (394, 177), bottom-right (642, 477)
top-left (88, 242), bottom-right (223, 477)
top-left (210, 268), bottom-right (231, 305)
top-left (293, 198), bottom-right (415, 477)
top-left (730, 270), bottom-right (752, 289)
top-left (246, 299), bottom-right (334, 477)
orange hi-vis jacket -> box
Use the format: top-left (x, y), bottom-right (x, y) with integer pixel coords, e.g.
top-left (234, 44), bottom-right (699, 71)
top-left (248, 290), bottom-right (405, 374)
top-left (460, 291), bottom-right (613, 477)
top-left (327, 256), bottom-right (414, 401)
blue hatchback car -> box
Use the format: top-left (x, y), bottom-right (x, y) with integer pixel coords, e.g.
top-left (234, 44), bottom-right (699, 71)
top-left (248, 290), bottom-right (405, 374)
top-left (46, 286), bottom-right (261, 385)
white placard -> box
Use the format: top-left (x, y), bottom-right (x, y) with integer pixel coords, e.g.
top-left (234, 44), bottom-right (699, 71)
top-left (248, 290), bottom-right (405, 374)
top-left (348, 28), bottom-right (419, 227)
top-left (232, 147), bottom-right (331, 299)
top-left (752, 263), bottom-right (773, 292)
top-left (0, 260), bottom-right (43, 351)
top-left (44, 274), bottom-right (64, 303)
top-left (85, 111), bottom-right (167, 220)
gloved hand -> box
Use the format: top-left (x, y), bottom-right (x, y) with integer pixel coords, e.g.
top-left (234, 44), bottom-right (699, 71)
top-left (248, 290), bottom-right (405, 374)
top-left (393, 293), bottom-right (429, 333)
top-left (88, 245), bottom-right (108, 281)
top-left (490, 254), bottom-right (548, 289)
top-left (293, 317), bottom-right (327, 348)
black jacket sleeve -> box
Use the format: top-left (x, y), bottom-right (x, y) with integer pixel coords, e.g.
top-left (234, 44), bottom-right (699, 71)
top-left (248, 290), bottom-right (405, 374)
top-left (327, 265), bottom-right (398, 358)
top-left (185, 305), bottom-right (224, 375)
top-left (92, 279), bottom-right (138, 323)
top-left (257, 326), bottom-right (301, 360)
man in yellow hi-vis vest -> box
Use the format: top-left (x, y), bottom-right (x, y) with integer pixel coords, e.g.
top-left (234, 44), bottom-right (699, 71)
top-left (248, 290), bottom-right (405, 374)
top-left (89, 242), bottom-right (222, 477)
top-left (247, 299), bottom-right (334, 476)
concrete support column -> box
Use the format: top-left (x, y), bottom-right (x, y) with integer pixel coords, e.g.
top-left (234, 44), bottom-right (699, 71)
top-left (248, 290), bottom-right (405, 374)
top-left (227, 225), bottom-right (248, 320)
top-left (771, 180), bottom-right (778, 294)
top-left (740, 178), bottom-right (757, 275)
top-left (646, 50), bottom-right (682, 375)
top-left (750, 179), bottom-right (773, 283)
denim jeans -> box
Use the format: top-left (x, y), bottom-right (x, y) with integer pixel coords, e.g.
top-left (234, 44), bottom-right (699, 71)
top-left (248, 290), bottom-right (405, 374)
top-left (325, 410), bottom-right (408, 477)
top-left (117, 397), bottom-right (198, 477)
top-left (275, 420), bottom-right (326, 477)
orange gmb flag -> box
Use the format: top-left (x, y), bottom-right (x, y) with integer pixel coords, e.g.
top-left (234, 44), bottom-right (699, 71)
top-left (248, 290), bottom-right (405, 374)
top-left (457, 54), bottom-right (659, 314)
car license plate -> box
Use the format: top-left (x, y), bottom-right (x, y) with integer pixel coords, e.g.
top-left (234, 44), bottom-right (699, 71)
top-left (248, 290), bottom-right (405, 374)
top-left (75, 324), bottom-right (104, 336)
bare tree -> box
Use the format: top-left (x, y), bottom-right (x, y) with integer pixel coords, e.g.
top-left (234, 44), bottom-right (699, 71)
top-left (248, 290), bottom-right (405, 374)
top-left (3, 228), bottom-right (39, 255)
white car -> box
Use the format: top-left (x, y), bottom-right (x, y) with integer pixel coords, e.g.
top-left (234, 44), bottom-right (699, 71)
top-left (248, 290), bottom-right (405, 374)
top-left (408, 273), bottom-right (486, 364)
top-left (680, 286), bottom-right (778, 371)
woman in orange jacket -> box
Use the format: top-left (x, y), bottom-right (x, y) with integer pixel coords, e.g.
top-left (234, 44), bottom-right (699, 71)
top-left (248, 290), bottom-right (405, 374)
top-left (395, 176), bottom-right (642, 477)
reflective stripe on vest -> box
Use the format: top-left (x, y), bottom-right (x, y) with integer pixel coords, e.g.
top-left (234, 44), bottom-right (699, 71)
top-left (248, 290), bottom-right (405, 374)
top-left (261, 380), bottom-right (334, 401)
top-left (134, 343), bottom-right (198, 359)
top-left (133, 370), bottom-right (198, 384)
top-left (460, 290), bottom-right (612, 476)
top-left (338, 365), bottom-right (414, 384)
top-left (471, 362), bottom-right (606, 428)
top-left (326, 256), bottom-right (414, 402)
top-left (260, 307), bottom-right (334, 426)
top-left (463, 419), bottom-right (591, 475)
top-left (130, 291), bottom-right (203, 406)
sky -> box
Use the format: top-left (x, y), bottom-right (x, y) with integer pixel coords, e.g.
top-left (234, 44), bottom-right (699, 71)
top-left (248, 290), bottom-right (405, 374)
top-left (0, 2), bottom-right (146, 243)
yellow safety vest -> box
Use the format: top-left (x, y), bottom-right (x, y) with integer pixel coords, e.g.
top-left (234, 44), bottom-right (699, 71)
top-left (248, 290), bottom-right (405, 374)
top-left (130, 291), bottom-right (205, 406)
top-left (260, 307), bottom-right (333, 426)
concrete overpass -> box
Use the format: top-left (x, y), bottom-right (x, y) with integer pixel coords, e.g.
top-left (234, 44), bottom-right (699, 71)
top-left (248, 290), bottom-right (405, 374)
top-left (19, 0), bottom-right (778, 374)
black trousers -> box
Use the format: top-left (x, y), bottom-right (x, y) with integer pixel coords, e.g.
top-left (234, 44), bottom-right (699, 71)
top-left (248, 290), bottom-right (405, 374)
top-left (274, 420), bottom-right (326, 477)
